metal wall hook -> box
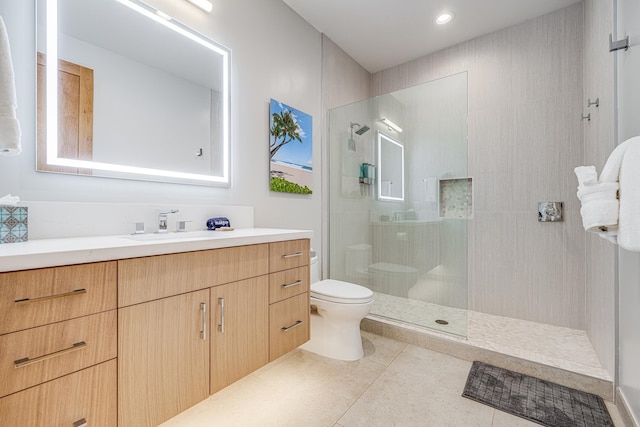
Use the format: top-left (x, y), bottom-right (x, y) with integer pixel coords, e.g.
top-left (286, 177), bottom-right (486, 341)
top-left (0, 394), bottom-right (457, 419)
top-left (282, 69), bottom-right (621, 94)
top-left (196, 148), bottom-right (203, 157)
top-left (588, 98), bottom-right (599, 108)
top-left (581, 113), bottom-right (591, 122)
top-left (609, 33), bottom-right (630, 52)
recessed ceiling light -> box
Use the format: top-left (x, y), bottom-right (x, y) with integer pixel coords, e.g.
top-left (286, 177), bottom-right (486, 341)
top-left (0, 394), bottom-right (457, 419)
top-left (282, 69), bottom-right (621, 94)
top-left (435, 12), bottom-right (454, 25)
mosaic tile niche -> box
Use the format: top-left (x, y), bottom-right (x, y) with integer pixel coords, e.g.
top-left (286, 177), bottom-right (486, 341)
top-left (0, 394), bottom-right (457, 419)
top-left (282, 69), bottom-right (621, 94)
top-left (439, 178), bottom-right (473, 219)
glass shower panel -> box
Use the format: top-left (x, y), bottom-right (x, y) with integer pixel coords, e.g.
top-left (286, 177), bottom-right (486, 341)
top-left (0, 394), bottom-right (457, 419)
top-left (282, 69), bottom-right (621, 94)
top-left (328, 72), bottom-right (469, 338)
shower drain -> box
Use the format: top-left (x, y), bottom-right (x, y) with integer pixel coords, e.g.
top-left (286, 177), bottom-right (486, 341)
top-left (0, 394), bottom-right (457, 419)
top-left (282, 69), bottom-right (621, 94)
top-left (435, 319), bottom-right (449, 325)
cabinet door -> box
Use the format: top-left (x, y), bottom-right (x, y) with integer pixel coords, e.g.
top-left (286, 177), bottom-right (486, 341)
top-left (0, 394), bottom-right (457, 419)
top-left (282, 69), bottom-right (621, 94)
top-left (269, 293), bottom-right (310, 361)
top-left (0, 360), bottom-right (116, 427)
top-left (118, 290), bottom-right (209, 427)
top-left (210, 276), bottom-right (269, 394)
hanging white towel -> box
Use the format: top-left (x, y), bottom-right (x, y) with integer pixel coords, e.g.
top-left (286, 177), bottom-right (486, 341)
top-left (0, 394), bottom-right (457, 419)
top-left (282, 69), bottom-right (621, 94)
top-left (618, 138), bottom-right (640, 251)
top-left (0, 16), bottom-right (21, 156)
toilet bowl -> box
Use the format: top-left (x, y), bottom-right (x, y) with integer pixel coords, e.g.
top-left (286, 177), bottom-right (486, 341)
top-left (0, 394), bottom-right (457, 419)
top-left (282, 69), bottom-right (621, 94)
top-left (300, 253), bottom-right (374, 361)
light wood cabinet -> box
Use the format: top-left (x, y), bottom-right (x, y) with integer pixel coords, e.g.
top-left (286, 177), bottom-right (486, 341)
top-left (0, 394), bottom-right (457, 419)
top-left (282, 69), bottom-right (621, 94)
top-left (118, 244), bottom-right (268, 307)
top-left (0, 261), bottom-right (117, 335)
top-left (2, 238), bottom-right (310, 426)
top-left (268, 239), bottom-right (311, 361)
top-left (210, 276), bottom-right (269, 394)
top-left (118, 289), bottom-right (210, 427)
top-left (269, 292), bottom-right (310, 361)
top-left (0, 310), bottom-right (116, 398)
top-left (0, 359), bottom-right (117, 427)
top-left (0, 261), bottom-right (117, 426)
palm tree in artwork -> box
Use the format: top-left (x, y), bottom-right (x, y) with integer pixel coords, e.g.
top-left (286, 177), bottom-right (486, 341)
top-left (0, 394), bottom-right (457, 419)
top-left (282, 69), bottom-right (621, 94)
top-left (270, 109), bottom-right (303, 159)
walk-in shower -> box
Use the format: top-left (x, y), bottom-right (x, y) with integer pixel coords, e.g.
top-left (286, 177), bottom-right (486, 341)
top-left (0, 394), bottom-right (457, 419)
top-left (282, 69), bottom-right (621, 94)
top-left (328, 72), bottom-right (469, 338)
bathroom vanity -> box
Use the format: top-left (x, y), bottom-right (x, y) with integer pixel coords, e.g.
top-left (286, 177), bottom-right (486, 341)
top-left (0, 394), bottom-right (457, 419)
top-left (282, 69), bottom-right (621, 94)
top-left (0, 229), bottom-right (311, 427)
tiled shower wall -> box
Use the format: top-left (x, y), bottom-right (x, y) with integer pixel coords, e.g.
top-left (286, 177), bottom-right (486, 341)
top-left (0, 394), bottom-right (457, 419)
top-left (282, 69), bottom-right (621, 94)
top-left (371, 4), bottom-right (587, 330)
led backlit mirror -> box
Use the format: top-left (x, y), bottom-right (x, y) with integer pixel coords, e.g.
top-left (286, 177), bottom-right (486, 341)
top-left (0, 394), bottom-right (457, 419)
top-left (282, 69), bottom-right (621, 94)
top-left (36, 0), bottom-right (231, 186)
top-left (378, 132), bottom-right (404, 201)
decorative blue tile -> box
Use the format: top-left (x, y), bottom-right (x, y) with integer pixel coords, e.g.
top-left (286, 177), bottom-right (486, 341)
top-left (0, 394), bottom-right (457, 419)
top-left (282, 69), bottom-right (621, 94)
top-left (0, 206), bottom-right (28, 244)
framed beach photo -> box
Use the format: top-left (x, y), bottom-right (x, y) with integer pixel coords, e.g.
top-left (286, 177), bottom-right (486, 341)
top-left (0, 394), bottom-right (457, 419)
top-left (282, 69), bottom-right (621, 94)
top-left (269, 99), bottom-right (313, 194)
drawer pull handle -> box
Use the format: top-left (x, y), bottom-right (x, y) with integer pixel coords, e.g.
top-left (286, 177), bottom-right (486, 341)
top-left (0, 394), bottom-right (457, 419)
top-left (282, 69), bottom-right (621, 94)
top-left (282, 252), bottom-right (303, 259)
top-left (282, 280), bottom-right (303, 289)
top-left (200, 303), bottom-right (207, 341)
top-left (281, 320), bottom-right (303, 332)
top-left (14, 288), bottom-right (87, 304)
top-left (14, 341), bottom-right (87, 368)
top-left (218, 297), bottom-right (225, 334)
top-left (73, 418), bottom-right (88, 427)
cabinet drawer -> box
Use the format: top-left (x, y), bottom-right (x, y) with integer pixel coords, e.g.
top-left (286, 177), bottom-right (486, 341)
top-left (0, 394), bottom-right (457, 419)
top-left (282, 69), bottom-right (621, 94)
top-left (269, 266), bottom-right (309, 304)
top-left (118, 244), bottom-right (269, 307)
top-left (269, 293), bottom-right (310, 361)
top-left (269, 239), bottom-right (310, 273)
top-left (0, 359), bottom-right (117, 427)
top-left (0, 262), bottom-right (117, 335)
top-left (0, 310), bottom-right (117, 398)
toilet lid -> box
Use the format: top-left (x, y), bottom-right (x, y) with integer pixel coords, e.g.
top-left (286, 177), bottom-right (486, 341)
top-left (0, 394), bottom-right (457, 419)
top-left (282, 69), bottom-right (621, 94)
top-left (311, 279), bottom-right (374, 304)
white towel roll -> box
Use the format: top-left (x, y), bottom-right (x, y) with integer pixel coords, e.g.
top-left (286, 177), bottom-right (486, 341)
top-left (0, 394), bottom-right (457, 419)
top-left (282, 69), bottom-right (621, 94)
top-left (0, 16), bottom-right (21, 156)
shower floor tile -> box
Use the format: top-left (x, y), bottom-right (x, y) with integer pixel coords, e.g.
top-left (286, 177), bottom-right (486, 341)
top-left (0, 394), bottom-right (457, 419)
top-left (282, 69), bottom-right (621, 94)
top-left (368, 294), bottom-right (611, 382)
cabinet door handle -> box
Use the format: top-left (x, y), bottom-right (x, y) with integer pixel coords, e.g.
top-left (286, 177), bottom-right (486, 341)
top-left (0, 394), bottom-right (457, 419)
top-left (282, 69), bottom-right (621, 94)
top-left (14, 288), bottom-right (87, 304)
top-left (200, 303), bottom-right (207, 340)
top-left (282, 252), bottom-right (303, 259)
top-left (218, 297), bottom-right (225, 333)
top-left (281, 320), bottom-right (303, 332)
top-left (73, 418), bottom-right (87, 427)
top-left (14, 341), bottom-right (87, 368)
top-left (281, 280), bottom-right (303, 289)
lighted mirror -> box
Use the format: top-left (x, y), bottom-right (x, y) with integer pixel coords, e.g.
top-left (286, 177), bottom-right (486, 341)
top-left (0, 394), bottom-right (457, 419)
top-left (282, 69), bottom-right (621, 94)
top-left (36, 0), bottom-right (231, 186)
top-left (377, 132), bottom-right (404, 201)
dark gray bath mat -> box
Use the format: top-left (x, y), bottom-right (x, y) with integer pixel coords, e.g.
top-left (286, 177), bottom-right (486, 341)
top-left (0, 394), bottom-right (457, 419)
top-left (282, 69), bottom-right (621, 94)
top-left (462, 361), bottom-right (614, 427)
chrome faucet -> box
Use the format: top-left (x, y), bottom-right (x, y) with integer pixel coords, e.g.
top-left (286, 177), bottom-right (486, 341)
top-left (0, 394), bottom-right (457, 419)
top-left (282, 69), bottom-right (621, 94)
top-left (157, 209), bottom-right (179, 233)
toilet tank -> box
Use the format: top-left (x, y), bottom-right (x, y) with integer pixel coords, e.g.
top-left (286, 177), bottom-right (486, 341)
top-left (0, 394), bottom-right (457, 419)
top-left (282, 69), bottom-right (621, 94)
top-left (310, 249), bottom-right (320, 283)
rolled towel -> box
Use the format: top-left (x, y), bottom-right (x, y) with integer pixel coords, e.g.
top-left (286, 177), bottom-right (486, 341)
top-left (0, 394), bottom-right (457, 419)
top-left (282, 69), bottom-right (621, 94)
top-left (576, 182), bottom-right (619, 203)
top-left (206, 217), bottom-right (230, 230)
top-left (580, 200), bottom-right (619, 233)
top-left (574, 165), bottom-right (598, 188)
top-left (0, 17), bottom-right (21, 156)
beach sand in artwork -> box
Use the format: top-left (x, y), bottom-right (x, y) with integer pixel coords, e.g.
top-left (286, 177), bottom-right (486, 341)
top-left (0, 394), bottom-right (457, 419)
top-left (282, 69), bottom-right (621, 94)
top-left (270, 162), bottom-right (313, 189)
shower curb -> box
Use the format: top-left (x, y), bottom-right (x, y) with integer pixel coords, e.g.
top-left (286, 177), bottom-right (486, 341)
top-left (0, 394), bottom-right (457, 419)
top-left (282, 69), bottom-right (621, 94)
top-left (361, 317), bottom-right (614, 401)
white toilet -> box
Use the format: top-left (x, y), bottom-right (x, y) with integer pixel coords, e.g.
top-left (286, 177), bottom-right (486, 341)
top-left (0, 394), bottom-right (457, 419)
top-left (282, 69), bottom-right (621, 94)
top-left (300, 252), bottom-right (374, 361)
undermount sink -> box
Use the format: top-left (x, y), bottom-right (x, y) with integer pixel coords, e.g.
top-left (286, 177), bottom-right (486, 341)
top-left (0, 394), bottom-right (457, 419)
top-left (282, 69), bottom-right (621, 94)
top-left (122, 230), bottom-right (221, 241)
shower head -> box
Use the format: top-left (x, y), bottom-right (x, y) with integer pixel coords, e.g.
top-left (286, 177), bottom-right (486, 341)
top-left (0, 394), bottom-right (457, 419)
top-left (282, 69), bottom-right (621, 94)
top-left (350, 122), bottom-right (370, 135)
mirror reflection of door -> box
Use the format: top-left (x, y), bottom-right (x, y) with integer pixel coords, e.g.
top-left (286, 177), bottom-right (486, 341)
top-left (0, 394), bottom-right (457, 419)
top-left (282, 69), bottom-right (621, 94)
top-left (378, 132), bottom-right (405, 201)
top-left (36, 52), bottom-right (94, 174)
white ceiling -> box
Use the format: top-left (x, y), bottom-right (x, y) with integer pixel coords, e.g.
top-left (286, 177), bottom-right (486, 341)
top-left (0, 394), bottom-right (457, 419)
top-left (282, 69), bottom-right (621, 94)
top-left (282, 0), bottom-right (581, 73)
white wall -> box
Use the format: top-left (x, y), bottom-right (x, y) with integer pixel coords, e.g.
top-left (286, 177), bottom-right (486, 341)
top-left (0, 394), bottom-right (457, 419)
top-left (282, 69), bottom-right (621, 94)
top-left (0, 0), bottom-right (322, 249)
top-left (616, 0), bottom-right (640, 423)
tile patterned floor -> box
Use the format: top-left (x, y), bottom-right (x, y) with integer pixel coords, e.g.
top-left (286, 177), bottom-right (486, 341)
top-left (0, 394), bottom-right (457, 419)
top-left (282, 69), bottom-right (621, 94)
top-left (160, 332), bottom-right (624, 427)
top-left (369, 293), bottom-right (611, 381)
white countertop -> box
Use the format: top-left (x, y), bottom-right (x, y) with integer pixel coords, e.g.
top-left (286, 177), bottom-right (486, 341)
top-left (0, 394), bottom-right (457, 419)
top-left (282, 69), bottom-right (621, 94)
top-left (0, 228), bottom-right (313, 272)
